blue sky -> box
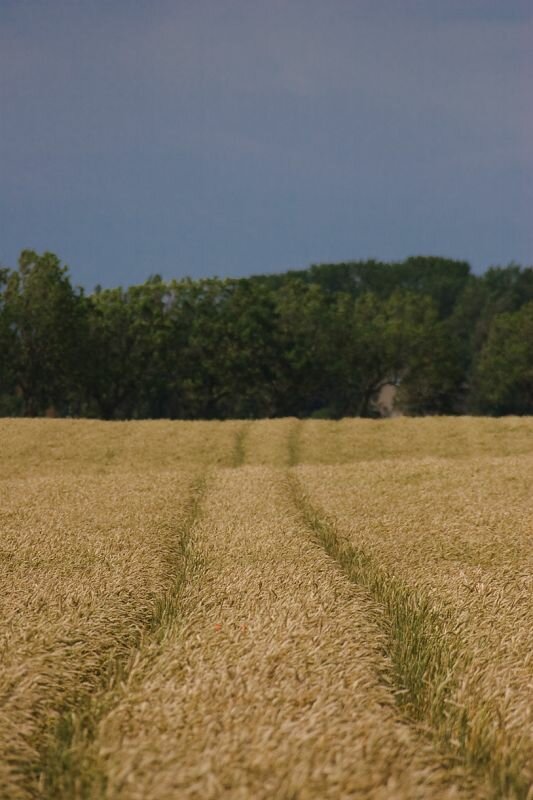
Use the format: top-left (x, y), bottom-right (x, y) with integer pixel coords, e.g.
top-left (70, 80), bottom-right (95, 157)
top-left (1, 0), bottom-right (531, 289)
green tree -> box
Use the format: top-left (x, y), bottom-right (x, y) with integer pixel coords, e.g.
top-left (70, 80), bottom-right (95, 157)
top-left (473, 302), bottom-right (533, 415)
top-left (4, 251), bottom-right (86, 416)
top-left (0, 267), bottom-right (20, 414)
top-left (273, 280), bottom-right (333, 417)
top-left (397, 317), bottom-right (465, 414)
top-left (328, 291), bottom-right (445, 417)
top-left (449, 265), bottom-right (533, 411)
top-left (165, 278), bottom-right (285, 419)
top-left (277, 256), bottom-right (472, 317)
top-left (213, 280), bottom-right (282, 418)
top-left (84, 276), bottom-right (172, 419)
top-left (164, 278), bottom-right (233, 419)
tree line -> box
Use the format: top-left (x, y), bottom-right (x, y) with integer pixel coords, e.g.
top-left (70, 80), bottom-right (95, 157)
top-left (0, 250), bottom-right (532, 419)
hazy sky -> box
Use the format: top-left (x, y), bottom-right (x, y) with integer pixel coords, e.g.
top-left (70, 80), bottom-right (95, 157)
top-left (1, 0), bottom-right (532, 289)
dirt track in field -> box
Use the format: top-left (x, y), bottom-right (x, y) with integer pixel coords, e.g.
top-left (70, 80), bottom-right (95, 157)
top-left (0, 417), bottom-right (531, 799)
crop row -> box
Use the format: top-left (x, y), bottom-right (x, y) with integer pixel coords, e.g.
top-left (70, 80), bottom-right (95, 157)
top-left (0, 418), bottom-right (531, 799)
top-left (294, 456), bottom-right (533, 796)
top-left (0, 468), bottom-right (204, 799)
top-left (74, 467), bottom-right (471, 799)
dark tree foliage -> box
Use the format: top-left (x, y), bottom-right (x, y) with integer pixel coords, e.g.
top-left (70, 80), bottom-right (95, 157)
top-left (1, 251), bottom-right (86, 416)
top-left (473, 302), bottom-right (533, 415)
top-left (251, 256), bottom-right (471, 317)
top-left (0, 267), bottom-right (18, 415)
top-left (0, 251), bottom-right (531, 418)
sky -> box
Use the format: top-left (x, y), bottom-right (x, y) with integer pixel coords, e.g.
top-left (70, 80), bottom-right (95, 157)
top-left (1, 0), bottom-right (532, 290)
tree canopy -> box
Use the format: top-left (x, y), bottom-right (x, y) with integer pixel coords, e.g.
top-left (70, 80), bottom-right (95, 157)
top-left (0, 251), bottom-right (531, 418)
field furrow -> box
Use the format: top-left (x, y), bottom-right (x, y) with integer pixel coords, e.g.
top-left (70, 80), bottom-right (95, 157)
top-left (90, 467), bottom-right (475, 799)
top-left (293, 459), bottom-right (533, 798)
top-left (238, 418), bottom-right (300, 467)
top-left (0, 468), bottom-right (205, 799)
top-left (1, 418), bottom-right (531, 799)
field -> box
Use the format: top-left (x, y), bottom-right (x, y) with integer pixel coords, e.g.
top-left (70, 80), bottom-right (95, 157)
top-left (0, 417), bottom-right (531, 799)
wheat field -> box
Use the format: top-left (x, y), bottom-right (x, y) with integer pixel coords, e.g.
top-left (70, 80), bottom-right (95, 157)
top-left (0, 418), bottom-right (531, 799)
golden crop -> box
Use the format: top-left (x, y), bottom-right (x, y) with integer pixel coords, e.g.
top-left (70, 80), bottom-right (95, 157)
top-left (0, 417), bottom-right (531, 799)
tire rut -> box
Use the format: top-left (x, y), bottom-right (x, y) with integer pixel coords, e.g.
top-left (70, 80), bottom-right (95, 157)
top-left (287, 418), bottom-right (302, 466)
top-left (37, 473), bottom-right (209, 800)
top-left (231, 423), bottom-right (251, 468)
top-left (90, 467), bottom-right (476, 799)
top-left (287, 471), bottom-right (529, 799)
